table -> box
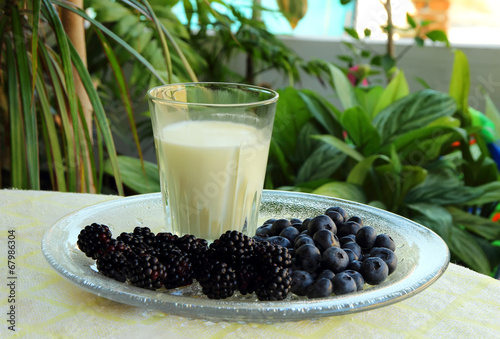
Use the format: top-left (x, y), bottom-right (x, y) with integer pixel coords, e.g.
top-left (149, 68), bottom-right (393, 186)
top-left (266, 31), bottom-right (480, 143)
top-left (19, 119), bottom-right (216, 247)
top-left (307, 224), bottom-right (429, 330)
top-left (1, 189), bottom-right (500, 338)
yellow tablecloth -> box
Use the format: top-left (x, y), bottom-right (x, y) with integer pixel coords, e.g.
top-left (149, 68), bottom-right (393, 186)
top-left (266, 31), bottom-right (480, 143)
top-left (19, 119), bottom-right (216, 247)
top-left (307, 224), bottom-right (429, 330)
top-left (1, 189), bottom-right (500, 338)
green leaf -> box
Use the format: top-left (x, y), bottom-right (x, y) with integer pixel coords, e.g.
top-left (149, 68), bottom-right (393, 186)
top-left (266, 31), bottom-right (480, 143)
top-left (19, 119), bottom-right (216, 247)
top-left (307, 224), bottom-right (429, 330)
top-left (354, 86), bottom-right (384, 118)
top-left (313, 182), bottom-right (367, 203)
top-left (448, 206), bottom-right (500, 241)
top-left (296, 144), bottom-right (347, 184)
top-left (484, 93), bottom-right (500, 137)
top-left (405, 169), bottom-right (483, 205)
top-left (425, 30), bottom-right (450, 47)
top-left (340, 106), bottom-right (381, 155)
top-left (407, 13), bottom-right (416, 28)
top-left (373, 89), bottom-right (457, 145)
top-left (449, 49), bottom-right (470, 120)
top-left (462, 181), bottom-right (500, 206)
top-left (322, 61), bottom-right (357, 110)
top-left (364, 28), bottom-right (371, 37)
top-left (408, 204), bottom-right (491, 274)
top-left (313, 135), bottom-right (364, 162)
top-left (104, 156), bottom-right (160, 194)
top-left (414, 36), bottom-right (425, 47)
top-left (344, 27), bottom-right (359, 40)
top-left (298, 89), bottom-right (343, 137)
top-left (372, 70), bottom-right (409, 118)
top-left (273, 87), bottom-right (313, 156)
top-left (347, 154), bottom-right (390, 186)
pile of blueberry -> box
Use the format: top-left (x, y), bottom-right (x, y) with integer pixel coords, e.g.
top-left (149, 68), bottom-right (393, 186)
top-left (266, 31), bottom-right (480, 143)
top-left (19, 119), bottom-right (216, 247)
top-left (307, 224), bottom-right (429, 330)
top-left (254, 206), bottom-right (397, 298)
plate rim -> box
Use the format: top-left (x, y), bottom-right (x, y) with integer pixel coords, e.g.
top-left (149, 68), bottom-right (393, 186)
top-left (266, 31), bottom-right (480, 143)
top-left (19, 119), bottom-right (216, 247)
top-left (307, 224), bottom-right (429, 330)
top-left (41, 190), bottom-right (450, 322)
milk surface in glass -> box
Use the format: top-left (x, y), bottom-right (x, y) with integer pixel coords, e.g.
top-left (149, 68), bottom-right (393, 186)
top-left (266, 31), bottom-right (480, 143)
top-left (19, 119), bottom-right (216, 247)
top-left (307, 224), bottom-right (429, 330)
top-left (158, 120), bottom-right (269, 241)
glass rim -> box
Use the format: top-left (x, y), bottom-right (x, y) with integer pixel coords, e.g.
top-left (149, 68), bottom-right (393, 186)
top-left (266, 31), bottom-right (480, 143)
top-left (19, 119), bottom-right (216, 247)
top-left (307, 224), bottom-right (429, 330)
top-left (147, 82), bottom-right (279, 108)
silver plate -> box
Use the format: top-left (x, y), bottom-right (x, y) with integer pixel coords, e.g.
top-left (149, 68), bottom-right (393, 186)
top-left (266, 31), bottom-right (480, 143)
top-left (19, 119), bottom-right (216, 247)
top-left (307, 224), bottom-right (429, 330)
top-left (42, 191), bottom-right (449, 323)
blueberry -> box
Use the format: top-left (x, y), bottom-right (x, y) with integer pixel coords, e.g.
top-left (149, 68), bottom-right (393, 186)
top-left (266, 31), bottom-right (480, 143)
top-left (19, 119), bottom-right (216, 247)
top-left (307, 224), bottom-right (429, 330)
top-left (292, 222), bottom-right (307, 233)
top-left (341, 241), bottom-right (363, 259)
top-left (318, 269), bottom-right (335, 283)
top-left (307, 215), bottom-right (336, 235)
top-left (339, 234), bottom-right (356, 246)
top-left (321, 247), bottom-right (349, 273)
top-left (313, 229), bottom-right (338, 252)
top-left (325, 210), bottom-right (344, 226)
top-left (344, 270), bottom-right (365, 291)
top-left (332, 272), bottom-right (357, 295)
top-left (325, 206), bottom-right (347, 220)
top-left (306, 278), bottom-right (333, 298)
top-left (252, 234), bottom-right (270, 243)
top-left (295, 244), bottom-right (322, 273)
top-left (373, 234), bottom-right (396, 252)
top-left (256, 224), bottom-right (273, 236)
top-left (279, 226), bottom-right (300, 244)
top-left (291, 270), bottom-right (315, 296)
top-left (294, 234), bottom-right (315, 249)
top-left (263, 218), bottom-right (277, 225)
top-left (369, 247), bottom-right (398, 274)
top-left (266, 236), bottom-right (292, 248)
top-left (290, 218), bottom-right (302, 224)
top-left (301, 218), bottom-right (312, 232)
top-left (270, 219), bottom-right (292, 236)
top-left (355, 226), bottom-right (377, 250)
top-left (343, 248), bottom-right (359, 263)
top-left (347, 216), bottom-right (363, 226)
top-left (337, 221), bottom-right (361, 237)
top-left (360, 257), bottom-right (389, 285)
top-left (346, 260), bottom-right (362, 272)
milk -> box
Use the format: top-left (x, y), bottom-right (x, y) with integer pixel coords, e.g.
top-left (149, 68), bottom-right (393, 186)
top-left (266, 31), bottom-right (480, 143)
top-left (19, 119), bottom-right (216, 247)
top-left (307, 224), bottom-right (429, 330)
top-left (157, 120), bottom-right (270, 241)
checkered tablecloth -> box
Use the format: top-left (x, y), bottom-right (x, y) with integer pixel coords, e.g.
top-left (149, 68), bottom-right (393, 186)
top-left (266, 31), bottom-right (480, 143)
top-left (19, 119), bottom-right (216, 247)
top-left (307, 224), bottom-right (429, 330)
top-left (1, 189), bottom-right (500, 338)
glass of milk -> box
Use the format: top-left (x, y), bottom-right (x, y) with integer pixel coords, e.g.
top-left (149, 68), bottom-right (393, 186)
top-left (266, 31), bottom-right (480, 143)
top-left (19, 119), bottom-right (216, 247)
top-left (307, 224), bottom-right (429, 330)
top-left (148, 83), bottom-right (278, 242)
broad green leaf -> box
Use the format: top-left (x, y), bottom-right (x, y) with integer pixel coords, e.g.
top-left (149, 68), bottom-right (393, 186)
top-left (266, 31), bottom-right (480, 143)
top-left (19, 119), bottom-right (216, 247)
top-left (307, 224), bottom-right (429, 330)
top-left (91, 0), bottom-right (131, 22)
top-left (344, 27), bottom-right (359, 40)
top-left (405, 169), bottom-right (483, 205)
top-left (374, 164), bottom-right (427, 211)
top-left (296, 122), bottom-right (322, 164)
top-left (341, 106), bottom-right (381, 156)
top-left (273, 87), bottom-right (312, 156)
top-left (313, 182), bottom-right (367, 203)
top-left (372, 89), bottom-right (457, 145)
top-left (104, 156), bottom-right (160, 194)
top-left (354, 86), bottom-right (384, 118)
top-left (313, 135), bottom-right (364, 162)
top-left (425, 30), bottom-right (450, 47)
top-left (462, 181), bottom-right (500, 206)
top-left (409, 204), bottom-right (491, 274)
top-left (296, 144), bottom-right (347, 184)
top-left (299, 89), bottom-right (343, 136)
top-left (448, 206), bottom-right (500, 241)
top-left (484, 93), bottom-right (500, 137)
top-left (407, 13), bottom-right (416, 28)
top-left (268, 139), bottom-right (295, 185)
top-left (372, 70), bottom-right (409, 118)
top-left (347, 154), bottom-right (390, 186)
top-left (323, 61), bottom-right (357, 110)
top-left (449, 50), bottom-right (470, 121)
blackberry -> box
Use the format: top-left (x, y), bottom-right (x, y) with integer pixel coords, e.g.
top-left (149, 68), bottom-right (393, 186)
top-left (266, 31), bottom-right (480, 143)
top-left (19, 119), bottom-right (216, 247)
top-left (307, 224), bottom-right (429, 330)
top-left (210, 231), bottom-right (255, 267)
top-left (117, 231), bottom-right (151, 254)
top-left (95, 239), bottom-right (131, 259)
top-left (236, 262), bottom-right (260, 295)
top-left (96, 251), bottom-right (129, 283)
top-left (125, 253), bottom-right (166, 290)
top-left (77, 223), bottom-right (113, 259)
top-left (158, 247), bottom-right (194, 289)
top-left (155, 232), bottom-right (179, 245)
top-left (198, 260), bottom-right (237, 299)
top-left (174, 234), bottom-right (208, 254)
top-left (255, 266), bottom-right (292, 301)
top-left (254, 242), bottom-right (292, 269)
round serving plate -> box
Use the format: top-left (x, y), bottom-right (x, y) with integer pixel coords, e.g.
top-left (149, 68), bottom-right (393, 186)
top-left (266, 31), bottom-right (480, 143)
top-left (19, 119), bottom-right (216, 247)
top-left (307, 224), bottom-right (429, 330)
top-left (42, 190), bottom-right (449, 323)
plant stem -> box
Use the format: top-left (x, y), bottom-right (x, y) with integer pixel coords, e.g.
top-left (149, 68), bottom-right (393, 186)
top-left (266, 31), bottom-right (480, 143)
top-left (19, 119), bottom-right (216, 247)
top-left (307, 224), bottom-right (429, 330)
top-left (246, 0), bottom-right (261, 84)
top-left (383, 0), bottom-right (395, 59)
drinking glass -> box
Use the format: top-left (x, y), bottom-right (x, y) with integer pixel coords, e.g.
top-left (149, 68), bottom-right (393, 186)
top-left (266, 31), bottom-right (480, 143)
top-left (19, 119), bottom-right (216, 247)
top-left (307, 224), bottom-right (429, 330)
top-left (148, 82), bottom-right (278, 241)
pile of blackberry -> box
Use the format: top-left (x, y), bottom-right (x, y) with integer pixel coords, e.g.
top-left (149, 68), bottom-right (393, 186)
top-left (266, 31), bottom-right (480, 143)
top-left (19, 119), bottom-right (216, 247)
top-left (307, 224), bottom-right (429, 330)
top-left (78, 206), bottom-right (397, 300)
